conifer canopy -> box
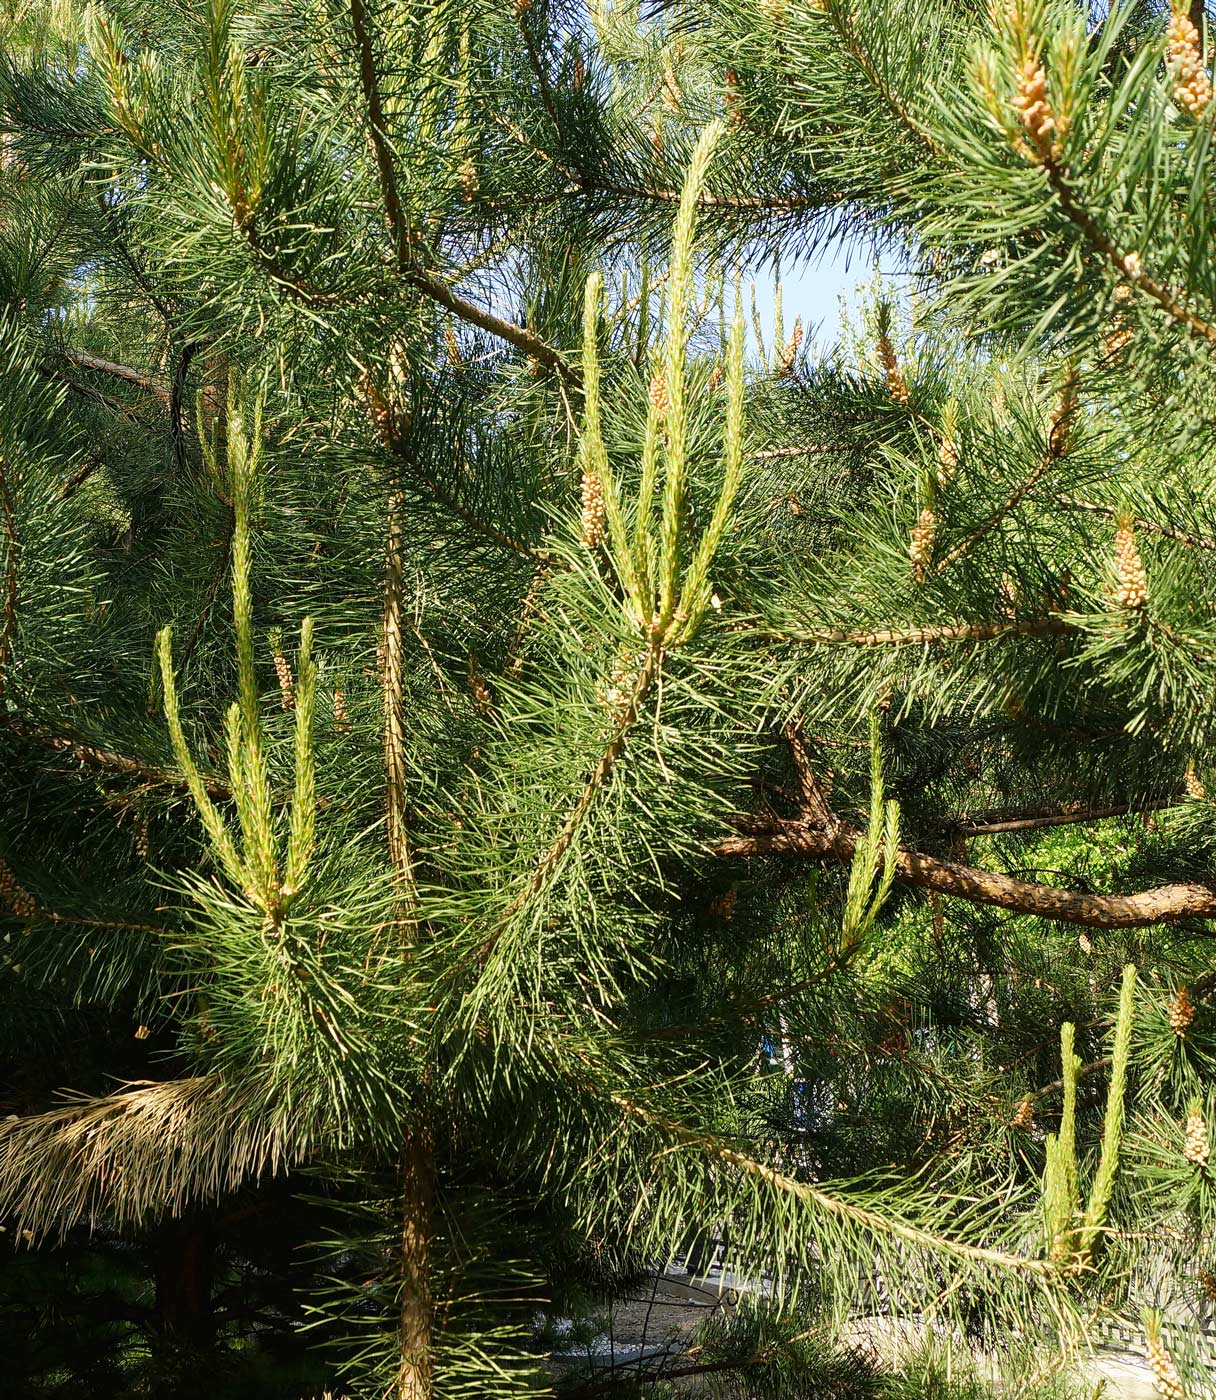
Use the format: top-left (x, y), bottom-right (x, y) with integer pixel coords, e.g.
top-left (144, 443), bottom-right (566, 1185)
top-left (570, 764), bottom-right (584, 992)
top-left (3, 0), bottom-right (1216, 1395)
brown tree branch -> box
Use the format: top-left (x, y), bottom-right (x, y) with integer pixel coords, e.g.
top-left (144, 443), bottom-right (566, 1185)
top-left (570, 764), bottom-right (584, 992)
top-left (713, 818), bottom-right (1216, 929)
top-left (941, 796), bottom-right (1184, 837)
top-left (1035, 1056), bottom-right (1111, 1102)
top-left (1, 718), bottom-right (229, 798)
top-left (347, 0), bottom-right (571, 379)
top-left (1041, 157), bottom-right (1216, 348)
top-left (1057, 497), bottom-right (1216, 554)
top-left (59, 349), bottom-right (171, 404)
top-left (404, 266), bottom-right (572, 376)
top-left (55, 374), bottom-right (151, 423)
top-left (170, 341), bottom-right (200, 474)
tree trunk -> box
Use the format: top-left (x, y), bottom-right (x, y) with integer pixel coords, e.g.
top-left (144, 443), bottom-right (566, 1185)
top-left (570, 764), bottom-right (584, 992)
top-left (153, 1213), bottom-right (215, 1348)
top-left (383, 484), bottom-right (433, 1399)
top-left (397, 1131), bottom-right (434, 1400)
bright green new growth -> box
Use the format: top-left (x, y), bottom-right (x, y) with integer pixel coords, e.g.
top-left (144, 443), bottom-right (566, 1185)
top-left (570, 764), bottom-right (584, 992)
top-left (284, 616), bottom-right (317, 900)
top-left (227, 388), bottom-right (277, 900)
top-left (1042, 1022), bottom-right (1079, 1261)
top-left (157, 377), bottom-right (317, 923)
top-left (676, 286), bottom-right (746, 644)
top-left (1040, 968), bottom-right (1135, 1268)
top-left (157, 628), bottom-right (247, 896)
top-left (579, 118), bottom-right (743, 650)
top-left (580, 271), bottom-right (644, 624)
top-left (1077, 963), bottom-right (1136, 1264)
top-left (840, 712), bottom-right (900, 947)
top-left (655, 119), bottom-right (723, 633)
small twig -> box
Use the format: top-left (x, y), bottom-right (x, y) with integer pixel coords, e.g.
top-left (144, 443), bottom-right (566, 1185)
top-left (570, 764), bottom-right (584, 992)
top-left (59, 349), bottom-right (171, 403)
top-left (772, 617), bottom-right (1074, 648)
top-left (1057, 497), bottom-right (1216, 554)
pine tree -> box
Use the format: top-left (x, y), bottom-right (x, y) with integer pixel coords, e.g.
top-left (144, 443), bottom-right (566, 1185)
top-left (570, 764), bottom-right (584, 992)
top-left (5, 0), bottom-right (1216, 1396)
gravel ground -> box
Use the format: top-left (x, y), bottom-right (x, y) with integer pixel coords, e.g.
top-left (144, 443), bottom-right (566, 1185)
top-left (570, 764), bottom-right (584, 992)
top-left (557, 1272), bottom-right (1164, 1398)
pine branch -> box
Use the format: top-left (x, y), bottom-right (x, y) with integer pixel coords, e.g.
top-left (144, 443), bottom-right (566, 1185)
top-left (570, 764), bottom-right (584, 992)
top-left (53, 372), bottom-right (150, 423)
top-left (515, 4), bottom-right (562, 137)
top-left (474, 643), bottom-right (661, 962)
top-left (609, 1092), bottom-right (1053, 1275)
top-left (1, 716), bottom-right (230, 798)
top-left (831, 7), bottom-right (943, 162)
top-left (415, 465), bottom-right (549, 561)
top-left (1035, 1056), bottom-right (1112, 1101)
top-left (0, 1075), bottom-right (316, 1241)
top-left (382, 489), bottom-right (415, 896)
top-left (346, 0), bottom-right (413, 270)
top-left (58, 349), bottom-right (171, 404)
top-left (713, 817), bottom-right (1216, 928)
top-left (346, 0), bottom-right (572, 379)
top-left (770, 617), bottom-right (1074, 647)
top-left (937, 371), bottom-right (1076, 573)
top-left (378, 475), bottom-right (431, 1398)
top-left (406, 267), bottom-right (573, 376)
top-left (1057, 497), bottom-right (1216, 554)
top-left (170, 341), bottom-right (200, 474)
top-left (940, 797), bottom-right (1184, 837)
top-left (1041, 157), bottom-right (1216, 347)
top-left (59, 453), bottom-right (106, 501)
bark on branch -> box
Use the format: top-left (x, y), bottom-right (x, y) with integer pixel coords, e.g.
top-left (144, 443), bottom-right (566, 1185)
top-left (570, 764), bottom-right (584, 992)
top-left (938, 796), bottom-right (1183, 837)
top-left (713, 818), bottom-right (1216, 929)
top-left (59, 349), bottom-right (171, 404)
top-left (773, 617), bottom-right (1074, 648)
top-left (347, 0), bottom-right (571, 379)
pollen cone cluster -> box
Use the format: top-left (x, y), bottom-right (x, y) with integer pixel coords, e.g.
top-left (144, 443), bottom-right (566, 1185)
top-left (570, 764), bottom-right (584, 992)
top-left (599, 649), bottom-right (638, 717)
top-left (1169, 985), bottom-right (1196, 1036)
top-left (1186, 761), bottom-right (1206, 800)
top-left (333, 687), bottom-right (349, 734)
top-left (1115, 521), bottom-right (1148, 609)
top-left (274, 651), bottom-right (294, 710)
top-left (937, 433), bottom-right (957, 487)
top-left (1010, 1095), bottom-right (1034, 1131)
top-left (0, 857), bottom-right (37, 918)
top-left (1185, 1107), bottom-right (1210, 1167)
top-left (466, 654), bottom-right (495, 717)
top-left (724, 67), bottom-right (741, 126)
top-left (580, 468), bottom-right (606, 547)
top-left (662, 63), bottom-right (682, 113)
top-left (1012, 56), bottom-right (1058, 159)
top-left (356, 371), bottom-right (398, 446)
top-left (1168, 4), bottom-right (1212, 119)
top-left (1201, 1269), bottom-right (1216, 1303)
top-left (1106, 315), bottom-right (1133, 359)
top-left (649, 369), bottom-right (671, 416)
top-left (778, 318), bottom-right (803, 377)
top-left (1146, 1322), bottom-right (1187, 1400)
top-left (909, 507), bottom-right (937, 583)
top-left (1049, 371), bottom-right (1079, 456)
top-left (458, 156), bottom-right (478, 200)
top-left (879, 332), bottom-right (910, 404)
